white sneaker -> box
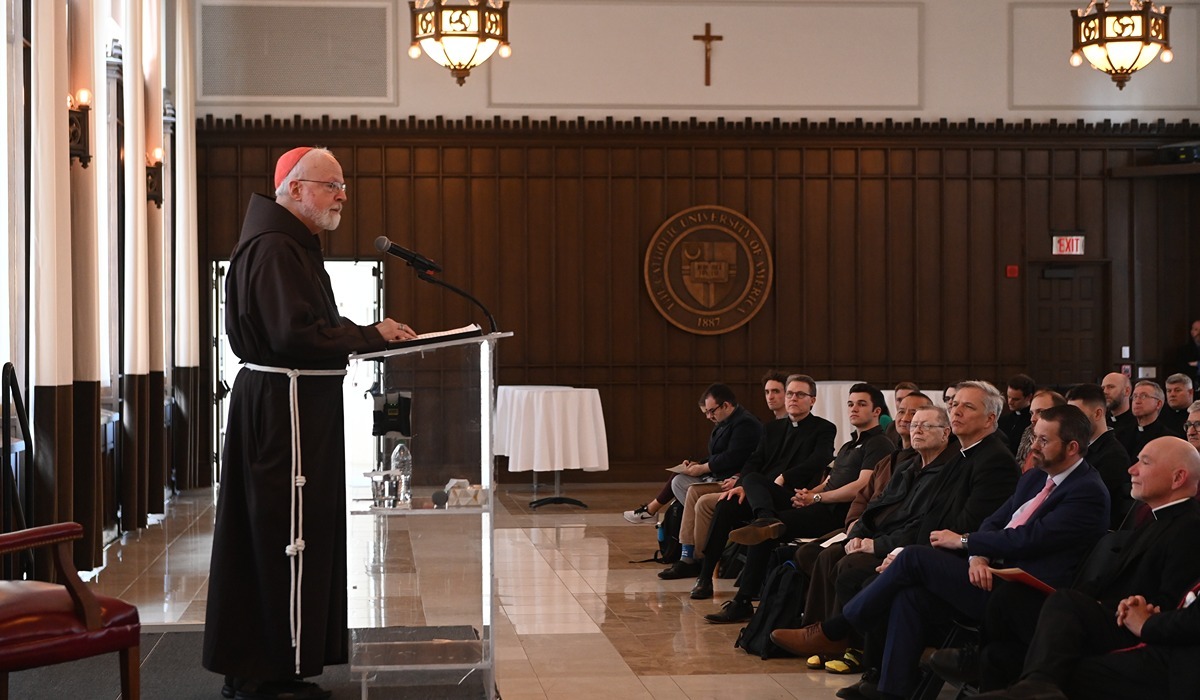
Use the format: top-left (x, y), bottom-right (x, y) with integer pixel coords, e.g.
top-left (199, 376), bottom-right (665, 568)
top-left (623, 505), bottom-right (655, 524)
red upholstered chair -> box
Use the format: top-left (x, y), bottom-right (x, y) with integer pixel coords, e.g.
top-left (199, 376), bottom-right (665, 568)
top-left (0, 522), bottom-right (140, 700)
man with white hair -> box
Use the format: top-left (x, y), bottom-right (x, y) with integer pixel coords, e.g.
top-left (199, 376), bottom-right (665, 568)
top-left (204, 147), bottom-right (416, 700)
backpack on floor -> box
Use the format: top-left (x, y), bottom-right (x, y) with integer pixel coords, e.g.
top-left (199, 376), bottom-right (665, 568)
top-left (734, 560), bottom-right (809, 659)
top-left (652, 501), bottom-right (685, 564)
top-left (716, 541), bottom-right (746, 580)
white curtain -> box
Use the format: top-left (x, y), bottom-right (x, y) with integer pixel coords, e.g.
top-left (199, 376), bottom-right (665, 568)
top-left (30, 0), bottom-right (74, 390)
top-left (174, 0), bottom-right (200, 368)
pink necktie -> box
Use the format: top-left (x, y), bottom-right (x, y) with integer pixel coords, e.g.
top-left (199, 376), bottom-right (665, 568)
top-left (1007, 476), bottom-right (1055, 528)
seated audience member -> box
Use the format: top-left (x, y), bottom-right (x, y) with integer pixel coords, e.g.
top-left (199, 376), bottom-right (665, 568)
top-left (1126, 380), bottom-right (1183, 459)
top-left (1065, 383), bottom-right (1133, 528)
top-left (624, 383), bottom-right (761, 523)
top-left (1188, 401), bottom-right (1200, 452)
top-left (703, 391), bottom-right (930, 625)
top-left (1101, 372), bottom-right (1137, 455)
top-left (1160, 373), bottom-right (1193, 436)
top-left (1014, 390), bottom-right (1066, 471)
top-left (999, 374), bottom-right (1037, 453)
top-left (967, 437), bottom-right (1200, 698)
top-left (680, 375), bottom-right (837, 599)
top-left (790, 403), bottom-right (958, 673)
top-left (771, 405), bottom-right (1109, 700)
top-left (884, 382), bottom-right (920, 445)
top-left (761, 370), bottom-right (789, 420)
top-left (943, 384), bottom-right (958, 408)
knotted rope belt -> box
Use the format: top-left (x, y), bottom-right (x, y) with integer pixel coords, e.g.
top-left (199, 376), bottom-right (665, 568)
top-left (244, 363), bottom-right (347, 674)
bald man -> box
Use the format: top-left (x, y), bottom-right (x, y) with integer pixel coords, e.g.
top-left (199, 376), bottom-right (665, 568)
top-left (204, 147), bottom-right (416, 700)
top-left (1101, 372), bottom-right (1137, 457)
top-left (973, 437), bottom-right (1200, 695)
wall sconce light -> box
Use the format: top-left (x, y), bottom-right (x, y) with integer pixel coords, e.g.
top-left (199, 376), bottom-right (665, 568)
top-left (146, 148), bottom-right (164, 208)
top-left (67, 89), bottom-right (92, 168)
top-left (408, 0), bottom-right (511, 86)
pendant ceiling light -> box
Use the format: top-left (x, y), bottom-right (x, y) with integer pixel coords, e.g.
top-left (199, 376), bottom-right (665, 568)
top-left (1070, 1), bottom-right (1172, 90)
top-left (409, 0), bottom-right (511, 86)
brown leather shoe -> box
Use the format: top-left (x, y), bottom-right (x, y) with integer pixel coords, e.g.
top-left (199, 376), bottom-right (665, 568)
top-left (729, 518), bottom-right (786, 545)
top-left (770, 623), bottom-right (847, 657)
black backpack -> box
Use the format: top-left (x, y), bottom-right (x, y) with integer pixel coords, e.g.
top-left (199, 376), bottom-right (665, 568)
top-left (734, 560), bottom-right (809, 659)
top-left (652, 501), bottom-right (685, 564)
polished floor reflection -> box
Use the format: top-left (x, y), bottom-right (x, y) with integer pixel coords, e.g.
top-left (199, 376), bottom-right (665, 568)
top-left (83, 484), bottom-right (951, 699)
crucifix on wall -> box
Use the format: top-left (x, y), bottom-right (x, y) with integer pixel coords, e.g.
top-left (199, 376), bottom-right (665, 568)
top-left (692, 22), bottom-right (723, 86)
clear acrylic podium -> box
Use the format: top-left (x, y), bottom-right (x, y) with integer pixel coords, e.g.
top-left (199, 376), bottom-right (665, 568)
top-left (349, 332), bottom-right (509, 699)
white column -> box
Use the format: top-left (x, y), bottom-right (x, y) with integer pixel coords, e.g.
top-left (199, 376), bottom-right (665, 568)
top-left (174, 0), bottom-right (200, 368)
top-left (123, 0), bottom-right (149, 378)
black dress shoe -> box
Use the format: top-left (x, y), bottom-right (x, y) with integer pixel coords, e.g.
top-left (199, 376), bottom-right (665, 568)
top-left (658, 559), bottom-right (702, 580)
top-left (690, 578), bottom-right (714, 599)
top-left (222, 676), bottom-right (240, 699)
top-left (234, 679), bottom-right (332, 700)
top-left (704, 598), bottom-right (754, 623)
top-left (926, 645), bottom-right (980, 685)
top-left (835, 668), bottom-right (880, 700)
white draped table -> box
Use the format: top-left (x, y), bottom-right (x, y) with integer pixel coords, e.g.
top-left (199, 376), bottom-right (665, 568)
top-left (494, 385), bottom-right (609, 507)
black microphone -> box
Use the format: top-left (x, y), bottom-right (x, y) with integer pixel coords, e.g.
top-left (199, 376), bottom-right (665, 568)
top-left (374, 236), bottom-right (443, 273)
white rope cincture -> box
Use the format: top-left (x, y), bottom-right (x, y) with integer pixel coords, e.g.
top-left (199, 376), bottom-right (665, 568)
top-left (244, 363), bottom-right (346, 674)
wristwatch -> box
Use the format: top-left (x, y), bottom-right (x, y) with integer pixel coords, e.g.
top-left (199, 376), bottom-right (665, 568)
top-left (960, 533), bottom-right (969, 549)
top-left (812, 493), bottom-right (823, 503)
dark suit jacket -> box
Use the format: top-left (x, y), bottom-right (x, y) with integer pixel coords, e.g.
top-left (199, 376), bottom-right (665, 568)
top-left (916, 431), bottom-right (1020, 541)
top-left (701, 404), bottom-right (764, 481)
top-left (1122, 417), bottom-right (1179, 463)
top-left (1086, 430), bottom-right (1133, 529)
top-left (1075, 498), bottom-right (1200, 610)
top-left (740, 413), bottom-right (836, 486)
top-left (847, 440), bottom-right (960, 555)
top-left (966, 460), bottom-right (1111, 588)
top-left (1117, 578), bottom-right (1200, 700)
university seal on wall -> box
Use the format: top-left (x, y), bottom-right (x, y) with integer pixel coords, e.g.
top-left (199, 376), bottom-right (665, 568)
top-left (644, 205), bottom-right (773, 335)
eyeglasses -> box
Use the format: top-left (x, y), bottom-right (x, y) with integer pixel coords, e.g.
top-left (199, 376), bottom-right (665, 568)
top-left (785, 390), bottom-right (814, 399)
top-left (1032, 435), bottom-right (1059, 448)
top-left (701, 403), bottom-right (727, 417)
top-left (1184, 422), bottom-right (1200, 432)
top-left (910, 422), bottom-right (948, 432)
top-left (297, 179), bottom-right (348, 193)
top-left (1131, 393), bottom-right (1160, 402)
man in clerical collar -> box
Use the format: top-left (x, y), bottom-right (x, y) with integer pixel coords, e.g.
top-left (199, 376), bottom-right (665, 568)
top-left (1103, 372), bottom-right (1137, 454)
top-left (1126, 381), bottom-right (1181, 459)
top-left (1160, 374), bottom-right (1194, 436)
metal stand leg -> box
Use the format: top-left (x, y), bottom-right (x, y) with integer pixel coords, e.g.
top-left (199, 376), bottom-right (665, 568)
top-left (529, 471), bottom-right (587, 509)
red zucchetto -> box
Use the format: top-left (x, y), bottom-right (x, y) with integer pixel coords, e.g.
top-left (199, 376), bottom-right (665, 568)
top-left (274, 146), bottom-right (314, 188)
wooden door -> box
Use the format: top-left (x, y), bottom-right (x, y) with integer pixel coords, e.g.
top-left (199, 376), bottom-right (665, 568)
top-left (1028, 263), bottom-right (1109, 386)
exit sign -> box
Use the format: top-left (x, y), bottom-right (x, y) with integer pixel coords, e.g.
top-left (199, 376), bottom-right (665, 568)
top-left (1052, 235), bottom-right (1085, 255)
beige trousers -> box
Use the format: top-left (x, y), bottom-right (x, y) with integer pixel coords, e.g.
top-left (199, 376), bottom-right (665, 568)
top-left (679, 482), bottom-right (724, 554)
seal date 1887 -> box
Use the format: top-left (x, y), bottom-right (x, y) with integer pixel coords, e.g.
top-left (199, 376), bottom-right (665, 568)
top-left (644, 205), bottom-right (773, 335)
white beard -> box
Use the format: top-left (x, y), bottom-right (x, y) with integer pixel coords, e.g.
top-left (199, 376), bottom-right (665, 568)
top-left (299, 199), bottom-right (341, 231)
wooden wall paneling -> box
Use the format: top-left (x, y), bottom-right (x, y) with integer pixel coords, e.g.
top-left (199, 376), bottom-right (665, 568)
top-left (887, 176), bottom-right (920, 382)
top-left (553, 173), bottom-right (584, 364)
top-left (803, 176), bottom-right (831, 369)
top-left (858, 177), bottom-right (889, 376)
top-left (194, 118), bottom-right (1200, 482)
top-left (1131, 178), bottom-right (1160, 365)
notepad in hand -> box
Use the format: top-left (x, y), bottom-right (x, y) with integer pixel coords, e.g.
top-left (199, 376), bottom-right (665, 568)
top-left (989, 567), bottom-right (1055, 595)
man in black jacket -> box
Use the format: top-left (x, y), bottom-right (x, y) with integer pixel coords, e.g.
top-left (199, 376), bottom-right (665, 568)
top-left (684, 374), bottom-right (837, 599)
top-left (624, 383), bottom-right (763, 524)
top-left (1066, 383), bottom-right (1133, 528)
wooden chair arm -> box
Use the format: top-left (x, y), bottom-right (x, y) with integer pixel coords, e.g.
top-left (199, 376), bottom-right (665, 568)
top-left (0, 522), bottom-right (101, 630)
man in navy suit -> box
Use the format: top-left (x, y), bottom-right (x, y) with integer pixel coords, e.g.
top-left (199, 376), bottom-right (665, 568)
top-left (972, 436), bottom-right (1200, 700)
top-left (770, 405), bottom-right (1111, 700)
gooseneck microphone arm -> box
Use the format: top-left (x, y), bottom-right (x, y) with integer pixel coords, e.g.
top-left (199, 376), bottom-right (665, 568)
top-left (374, 236), bottom-right (499, 333)
top-left (416, 270), bottom-right (499, 334)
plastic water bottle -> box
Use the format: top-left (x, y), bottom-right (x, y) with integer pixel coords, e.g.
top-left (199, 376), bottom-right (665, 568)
top-left (390, 441), bottom-right (413, 506)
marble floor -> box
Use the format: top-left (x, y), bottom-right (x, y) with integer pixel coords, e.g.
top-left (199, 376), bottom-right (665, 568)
top-left (82, 483), bottom-right (949, 699)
